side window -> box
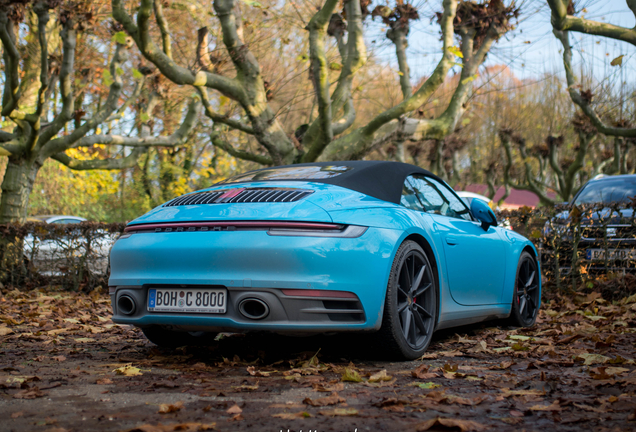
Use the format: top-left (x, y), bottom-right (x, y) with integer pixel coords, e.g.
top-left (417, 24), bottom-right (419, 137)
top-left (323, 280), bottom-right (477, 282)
top-left (407, 175), bottom-right (472, 221)
top-left (400, 180), bottom-right (424, 211)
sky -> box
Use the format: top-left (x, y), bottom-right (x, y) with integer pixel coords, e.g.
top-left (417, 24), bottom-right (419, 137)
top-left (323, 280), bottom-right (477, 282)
top-left (365, 0), bottom-right (635, 89)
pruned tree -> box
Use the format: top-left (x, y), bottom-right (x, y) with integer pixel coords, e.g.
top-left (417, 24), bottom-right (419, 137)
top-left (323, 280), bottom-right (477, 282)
top-left (0, 0), bottom-right (200, 222)
top-left (547, 0), bottom-right (636, 138)
top-left (498, 113), bottom-right (602, 204)
top-left (112, 0), bottom-right (520, 168)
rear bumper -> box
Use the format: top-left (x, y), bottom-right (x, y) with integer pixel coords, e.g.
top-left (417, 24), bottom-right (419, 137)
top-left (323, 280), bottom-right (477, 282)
top-left (108, 227), bottom-right (402, 332)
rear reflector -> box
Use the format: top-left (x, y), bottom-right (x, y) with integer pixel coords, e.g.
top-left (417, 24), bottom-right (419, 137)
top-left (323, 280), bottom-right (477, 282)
top-left (281, 289), bottom-right (358, 299)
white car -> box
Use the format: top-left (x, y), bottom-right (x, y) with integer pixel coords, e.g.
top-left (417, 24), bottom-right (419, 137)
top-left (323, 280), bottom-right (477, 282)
top-left (24, 215), bottom-right (115, 276)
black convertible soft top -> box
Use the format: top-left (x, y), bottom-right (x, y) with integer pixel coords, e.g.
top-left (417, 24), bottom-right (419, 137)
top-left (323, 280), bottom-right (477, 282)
top-left (218, 161), bottom-right (443, 204)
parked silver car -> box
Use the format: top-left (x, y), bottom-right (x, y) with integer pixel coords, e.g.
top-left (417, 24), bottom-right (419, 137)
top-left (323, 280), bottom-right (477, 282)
top-left (24, 215), bottom-right (115, 276)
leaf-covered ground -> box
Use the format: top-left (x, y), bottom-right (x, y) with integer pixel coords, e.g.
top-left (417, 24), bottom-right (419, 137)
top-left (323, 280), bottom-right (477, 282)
top-left (1, 288), bottom-right (636, 432)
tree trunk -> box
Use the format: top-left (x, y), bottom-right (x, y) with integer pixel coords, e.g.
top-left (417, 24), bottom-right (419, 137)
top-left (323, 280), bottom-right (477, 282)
top-left (0, 158), bottom-right (40, 223)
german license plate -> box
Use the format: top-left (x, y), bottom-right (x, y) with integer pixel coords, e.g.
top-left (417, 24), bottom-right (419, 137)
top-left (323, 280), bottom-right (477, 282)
top-left (147, 288), bottom-right (227, 313)
top-left (586, 249), bottom-right (636, 261)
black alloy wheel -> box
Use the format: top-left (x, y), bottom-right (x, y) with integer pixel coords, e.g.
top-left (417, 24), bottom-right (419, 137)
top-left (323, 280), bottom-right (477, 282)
top-left (508, 251), bottom-right (540, 327)
top-left (378, 241), bottom-right (437, 360)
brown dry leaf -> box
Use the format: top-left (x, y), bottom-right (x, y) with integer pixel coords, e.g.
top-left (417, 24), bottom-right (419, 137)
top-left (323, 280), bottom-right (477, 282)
top-left (226, 404), bottom-right (242, 415)
top-left (438, 350), bottom-right (464, 357)
top-left (529, 400), bottom-right (562, 411)
top-left (74, 337), bottom-right (95, 343)
top-left (498, 417), bottom-right (524, 425)
top-left (412, 364), bottom-right (438, 379)
top-left (415, 417), bottom-right (487, 431)
top-left (368, 369), bottom-right (392, 382)
top-left (246, 366), bottom-right (275, 377)
top-left (96, 378), bottom-right (113, 385)
top-left (13, 388), bottom-right (46, 399)
top-left (232, 383), bottom-right (259, 391)
top-left (10, 411), bottom-right (23, 418)
top-left (268, 403), bottom-right (305, 409)
top-left (271, 412), bottom-right (312, 419)
top-left (51, 355), bottom-right (66, 362)
top-left (576, 353), bottom-right (611, 365)
top-left (0, 326), bottom-right (13, 336)
top-left (318, 408), bottom-right (358, 417)
top-left (489, 360), bottom-right (515, 370)
top-left (445, 395), bottom-right (487, 406)
top-left (114, 365), bottom-right (143, 377)
top-left (158, 401), bottom-right (184, 414)
top-left (500, 388), bottom-right (545, 397)
top-left (312, 382), bottom-right (344, 392)
top-left (303, 392), bottom-right (345, 407)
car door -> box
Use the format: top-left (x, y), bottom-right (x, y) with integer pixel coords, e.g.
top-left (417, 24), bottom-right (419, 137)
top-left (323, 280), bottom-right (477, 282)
top-left (405, 175), bottom-right (507, 306)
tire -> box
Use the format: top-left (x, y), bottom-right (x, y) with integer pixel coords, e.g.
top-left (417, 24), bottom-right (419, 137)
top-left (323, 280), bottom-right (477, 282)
top-left (508, 251), bottom-right (540, 327)
top-left (377, 240), bottom-right (437, 360)
top-left (142, 326), bottom-right (218, 348)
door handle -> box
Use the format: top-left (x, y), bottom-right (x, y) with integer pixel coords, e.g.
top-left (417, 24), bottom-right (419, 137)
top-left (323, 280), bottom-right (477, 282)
top-left (445, 235), bottom-right (458, 245)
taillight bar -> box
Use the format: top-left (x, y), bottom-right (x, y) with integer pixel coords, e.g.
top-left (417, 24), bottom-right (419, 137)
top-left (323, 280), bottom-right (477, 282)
top-left (124, 221), bottom-right (344, 233)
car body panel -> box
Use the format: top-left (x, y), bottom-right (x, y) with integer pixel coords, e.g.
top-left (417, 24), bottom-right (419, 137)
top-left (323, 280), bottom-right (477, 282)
top-left (423, 213), bottom-right (507, 306)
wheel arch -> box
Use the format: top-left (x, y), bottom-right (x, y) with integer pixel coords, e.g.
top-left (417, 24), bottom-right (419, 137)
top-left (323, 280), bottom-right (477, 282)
top-left (402, 233), bottom-right (441, 327)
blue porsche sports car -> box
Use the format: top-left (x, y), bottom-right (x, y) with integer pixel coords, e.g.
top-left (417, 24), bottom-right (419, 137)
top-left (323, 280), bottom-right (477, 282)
top-left (109, 161), bottom-right (540, 360)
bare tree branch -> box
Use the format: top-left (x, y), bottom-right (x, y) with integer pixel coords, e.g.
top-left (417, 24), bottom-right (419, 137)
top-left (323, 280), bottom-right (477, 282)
top-left (65, 98), bottom-right (200, 149)
top-left (302, 0), bottom-right (366, 161)
top-left (305, 0), bottom-right (340, 156)
top-left (0, 10), bottom-right (21, 117)
top-left (320, 0), bottom-right (457, 161)
top-left (210, 129), bottom-right (272, 165)
top-left (40, 42), bottom-right (128, 158)
top-left (197, 87), bottom-right (254, 134)
top-left (36, 17), bottom-right (77, 146)
top-left (153, 0), bottom-right (173, 59)
top-left (196, 27), bottom-right (215, 72)
top-left (112, 0), bottom-right (245, 100)
top-left (554, 30), bottom-right (636, 137)
top-left (548, 0), bottom-right (636, 45)
top-left (52, 147), bottom-right (148, 170)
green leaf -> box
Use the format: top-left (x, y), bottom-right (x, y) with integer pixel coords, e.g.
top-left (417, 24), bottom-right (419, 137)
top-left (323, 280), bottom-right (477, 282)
top-left (241, 0), bottom-right (262, 7)
top-left (460, 74), bottom-right (478, 85)
top-left (340, 368), bottom-right (362, 383)
top-left (329, 62), bottom-right (342, 71)
top-left (139, 112), bottom-right (150, 123)
top-left (412, 382), bottom-right (441, 389)
top-left (132, 68), bottom-right (143, 80)
top-left (102, 70), bottom-right (113, 87)
top-left (113, 31), bottom-right (127, 45)
top-left (296, 54), bottom-right (309, 63)
top-left (610, 55), bottom-right (624, 66)
top-left (449, 46), bottom-right (464, 58)
top-left (115, 67), bottom-right (124, 76)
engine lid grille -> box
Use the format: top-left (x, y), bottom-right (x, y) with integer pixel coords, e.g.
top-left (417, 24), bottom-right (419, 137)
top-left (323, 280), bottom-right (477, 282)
top-left (164, 188), bottom-right (313, 207)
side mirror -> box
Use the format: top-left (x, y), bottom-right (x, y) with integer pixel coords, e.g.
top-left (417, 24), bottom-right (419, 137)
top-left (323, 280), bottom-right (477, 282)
top-left (471, 199), bottom-right (497, 231)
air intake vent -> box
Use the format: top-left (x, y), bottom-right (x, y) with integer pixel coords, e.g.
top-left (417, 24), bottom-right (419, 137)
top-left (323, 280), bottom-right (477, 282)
top-left (164, 188), bottom-right (313, 207)
top-left (164, 191), bottom-right (224, 207)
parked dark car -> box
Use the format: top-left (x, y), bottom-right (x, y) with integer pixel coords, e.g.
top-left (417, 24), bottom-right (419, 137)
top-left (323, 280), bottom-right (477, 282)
top-left (541, 174), bottom-right (636, 274)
